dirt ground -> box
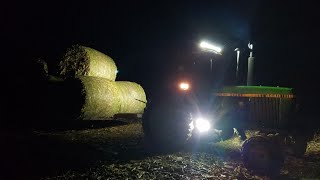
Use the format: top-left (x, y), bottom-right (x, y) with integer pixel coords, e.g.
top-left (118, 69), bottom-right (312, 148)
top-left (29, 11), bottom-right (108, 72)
top-left (1, 121), bottom-right (319, 180)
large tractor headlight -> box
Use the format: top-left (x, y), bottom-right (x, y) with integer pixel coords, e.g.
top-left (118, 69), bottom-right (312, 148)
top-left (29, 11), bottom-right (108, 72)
top-left (194, 118), bottom-right (211, 132)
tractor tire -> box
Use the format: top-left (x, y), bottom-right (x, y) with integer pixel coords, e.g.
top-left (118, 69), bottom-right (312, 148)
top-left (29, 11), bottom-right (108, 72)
top-left (142, 104), bottom-right (192, 152)
top-left (292, 135), bottom-right (308, 157)
top-left (220, 128), bottom-right (234, 141)
top-left (241, 136), bottom-right (284, 175)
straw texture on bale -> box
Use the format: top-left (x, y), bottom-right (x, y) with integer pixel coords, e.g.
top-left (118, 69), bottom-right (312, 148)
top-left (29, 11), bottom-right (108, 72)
top-left (59, 45), bottom-right (117, 81)
top-left (79, 76), bottom-right (121, 119)
top-left (116, 81), bottom-right (147, 114)
top-left (49, 76), bottom-right (121, 120)
top-left (49, 77), bottom-right (147, 120)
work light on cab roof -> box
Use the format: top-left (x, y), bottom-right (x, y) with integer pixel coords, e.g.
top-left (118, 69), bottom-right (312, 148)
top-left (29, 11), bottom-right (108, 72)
top-left (199, 41), bottom-right (222, 54)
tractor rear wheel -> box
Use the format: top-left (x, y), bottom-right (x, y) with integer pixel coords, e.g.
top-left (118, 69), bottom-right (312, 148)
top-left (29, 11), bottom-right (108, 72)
top-left (242, 136), bottom-right (284, 175)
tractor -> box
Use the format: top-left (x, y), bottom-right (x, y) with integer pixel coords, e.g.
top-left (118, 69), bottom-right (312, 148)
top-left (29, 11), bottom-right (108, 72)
top-left (142, 42), bottom-right (313, 174)
top-left (143, 79), bottom-right (312, 174)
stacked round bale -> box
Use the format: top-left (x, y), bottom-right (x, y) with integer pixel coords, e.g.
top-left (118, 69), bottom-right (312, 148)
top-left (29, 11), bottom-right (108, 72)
top-left (59, 45), bottom-right (117, 80)
top-left (54, 45), bottom-right (146, 120)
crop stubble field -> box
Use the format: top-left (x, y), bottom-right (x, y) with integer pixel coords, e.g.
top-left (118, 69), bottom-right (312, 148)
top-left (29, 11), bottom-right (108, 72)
top-left (1, 121), bottom-right (319, 179)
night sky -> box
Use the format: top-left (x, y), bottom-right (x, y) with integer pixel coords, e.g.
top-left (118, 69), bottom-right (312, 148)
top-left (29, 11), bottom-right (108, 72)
top-left (3, 1), bottom-right (319, 116)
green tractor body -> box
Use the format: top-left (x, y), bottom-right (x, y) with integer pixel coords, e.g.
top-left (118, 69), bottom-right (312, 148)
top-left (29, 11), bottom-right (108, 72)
top-left (211, 86), bottom-right (296, 131)
top-left (143, 84), bottom-right (309, 175)
top-left (210, 86), bottom-right (310, 175)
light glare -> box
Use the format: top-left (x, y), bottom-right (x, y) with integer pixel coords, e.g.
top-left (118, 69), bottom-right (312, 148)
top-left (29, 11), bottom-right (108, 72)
top-left (179, 82), bottom-right (190, 91)
top-left (200, 41), bottom-right (222, 53)
top-left (195, 118), bottom-right (211, 132)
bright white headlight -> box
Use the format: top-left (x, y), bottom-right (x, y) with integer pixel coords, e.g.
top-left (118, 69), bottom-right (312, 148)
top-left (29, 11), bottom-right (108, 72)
top-left (195, 118), bottom-right (211, 132)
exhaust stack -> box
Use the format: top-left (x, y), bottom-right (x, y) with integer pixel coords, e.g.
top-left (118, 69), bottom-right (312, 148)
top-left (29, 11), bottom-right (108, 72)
top-left (247, 43), bottom-right (254, 86)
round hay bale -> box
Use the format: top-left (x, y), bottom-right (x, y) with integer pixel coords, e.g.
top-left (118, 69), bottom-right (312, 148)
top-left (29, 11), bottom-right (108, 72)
top-left (79, 76), bottom-right (121, 119)
top-left (49, 76), bottom-right (121, 120)
top-left (59, 45), bottom-right (117, 81)
top-left (116, 81), bottom-right (147, 114)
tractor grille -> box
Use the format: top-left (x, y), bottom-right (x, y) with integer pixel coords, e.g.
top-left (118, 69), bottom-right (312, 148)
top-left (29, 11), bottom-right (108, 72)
top-left (249, 97), bottom-right (282, 128)
top-left (214, 93), bottom-right (295, 129)
top-left (248, 95), bottom-right (295, 129)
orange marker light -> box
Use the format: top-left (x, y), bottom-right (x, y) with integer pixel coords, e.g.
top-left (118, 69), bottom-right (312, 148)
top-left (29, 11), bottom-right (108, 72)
top-left (179, 82), bottom-right (190, 91)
